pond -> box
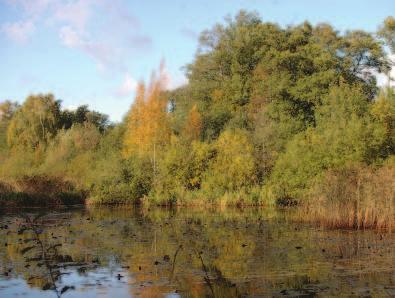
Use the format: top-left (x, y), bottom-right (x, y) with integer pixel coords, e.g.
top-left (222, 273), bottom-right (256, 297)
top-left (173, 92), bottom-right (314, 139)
top-left (0, 206), bottom-right (394, 297)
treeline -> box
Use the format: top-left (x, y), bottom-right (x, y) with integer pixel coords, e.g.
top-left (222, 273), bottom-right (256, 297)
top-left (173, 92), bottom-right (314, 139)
top-left (0, 12), bottom-right (394, 226)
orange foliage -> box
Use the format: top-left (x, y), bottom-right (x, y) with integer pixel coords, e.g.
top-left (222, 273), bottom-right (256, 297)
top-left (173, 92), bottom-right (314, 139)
top-left (123, 66), bottom-right (171, 160)
top-left (183, 104), bottom-right (202, 140)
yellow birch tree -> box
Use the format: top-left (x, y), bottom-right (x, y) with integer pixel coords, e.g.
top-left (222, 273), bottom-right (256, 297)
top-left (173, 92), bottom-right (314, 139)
top-left (123, 66), bottom-right (171, 177)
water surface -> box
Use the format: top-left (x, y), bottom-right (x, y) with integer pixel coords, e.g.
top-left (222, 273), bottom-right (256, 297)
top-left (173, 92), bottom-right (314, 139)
top-left (0, 207), bottom-right (394, 297)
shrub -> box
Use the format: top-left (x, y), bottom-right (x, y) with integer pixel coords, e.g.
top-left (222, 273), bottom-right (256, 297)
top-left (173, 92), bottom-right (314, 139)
top-left (202, 129), bottom-right (257, 198)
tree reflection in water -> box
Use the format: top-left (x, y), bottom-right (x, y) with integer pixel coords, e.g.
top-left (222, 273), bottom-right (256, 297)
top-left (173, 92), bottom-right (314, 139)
top-left (0, 207), bottom-right (394, 297)
top-left (16, 213), bottom-right (79, 297)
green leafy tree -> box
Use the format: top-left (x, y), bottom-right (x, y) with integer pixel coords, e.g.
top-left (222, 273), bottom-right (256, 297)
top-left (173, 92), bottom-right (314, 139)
top-left (268, 84), bottom-right (387, 201)
top-left (41, 123), bottom-right (101, 182)
top-left (60, 105), bottom-right (109, 132)
top-left (0, 101), bottom-right (18, 156)
top-left (7, 94), bottom-right (61, 149)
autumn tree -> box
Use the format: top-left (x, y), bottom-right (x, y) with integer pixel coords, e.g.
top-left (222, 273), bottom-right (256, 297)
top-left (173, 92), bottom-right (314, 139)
top-left (123, 66), bottom-right (171, 177)
top-left (183, 104), bottom-right (202, 140)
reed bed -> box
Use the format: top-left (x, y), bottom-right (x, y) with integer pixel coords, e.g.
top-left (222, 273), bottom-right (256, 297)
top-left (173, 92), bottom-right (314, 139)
top-left (299, 164), bottom-right (395, 231)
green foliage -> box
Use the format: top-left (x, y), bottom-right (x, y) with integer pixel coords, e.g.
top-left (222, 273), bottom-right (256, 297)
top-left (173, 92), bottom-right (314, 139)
top-left (90, 156), bottom-right (153, 204)
top-left (40, 123), bottom-right (101, 186)
top-left (87, 125), bottom-right (152, 204)
top-left (60, 105), bottom-right (109, 132)
top-left (152, 136), bottom-right (213, 202)
top-left (0, 12), bottom-right (394, 210)
top-left (267, 84), bottom-right (389, 200)
top-left (7, 94), bottom-right (61, 149)
top-left (0, 101), bottom-right (19, 160)
top-left (202, 129), bottom-right (256, 197)
top-left (370, 87), bottom-right (395, 157)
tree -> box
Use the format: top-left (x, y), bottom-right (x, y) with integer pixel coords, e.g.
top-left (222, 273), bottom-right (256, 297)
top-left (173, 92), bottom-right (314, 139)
top-left (123, 67), bottom-right (171, 178)
top-left (267, 84), bottom-right (388, 201)
top-left (40, 123), bottom-right (101, 184)
top-left (60, 105), bottom-right (109, 132)
top-left (183, 104), bottom-right (202, 140)
top-left (7, 94), bottom-right (61, 149)
top-left (0, 100), bottom-right (18, 122)
top-left (0, 101), bottom-right (19, 158)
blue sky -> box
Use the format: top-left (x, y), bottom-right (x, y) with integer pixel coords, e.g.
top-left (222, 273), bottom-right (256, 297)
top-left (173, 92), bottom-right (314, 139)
top-left (1, 0), bottom-right (394, 121)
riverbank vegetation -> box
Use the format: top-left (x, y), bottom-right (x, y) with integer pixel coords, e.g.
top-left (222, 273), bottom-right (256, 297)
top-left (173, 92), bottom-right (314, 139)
top-left (0, 12), bottom-right (394, 229)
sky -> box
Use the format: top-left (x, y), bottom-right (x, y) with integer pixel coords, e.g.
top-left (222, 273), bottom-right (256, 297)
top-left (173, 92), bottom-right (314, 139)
top-left (0, 0), bottom-right (394, 122)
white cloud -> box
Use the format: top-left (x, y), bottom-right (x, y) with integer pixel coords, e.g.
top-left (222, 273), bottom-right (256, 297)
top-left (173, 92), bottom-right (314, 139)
top-left (51, 0), bottom-right (92, 32)
top-left (116, 73), bottom-right (138, 97)
top-left (2, 20), bottom-right (35, 44)
top-left (53, 1), bottom-right (151, 72)
top-left (2, 0), bottom-right (153, 76)
top-left (59, 25), bottom-right (81, 47)
top-left (59, 26), bottom-right (124, 72)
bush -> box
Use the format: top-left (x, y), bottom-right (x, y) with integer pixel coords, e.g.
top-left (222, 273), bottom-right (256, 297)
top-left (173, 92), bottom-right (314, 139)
top-left (152, 136), bottom-right (213, 203)
top-left (202, 129), bottom-right (257, 197)
top-left (88, 157), bottom-right (152, 204)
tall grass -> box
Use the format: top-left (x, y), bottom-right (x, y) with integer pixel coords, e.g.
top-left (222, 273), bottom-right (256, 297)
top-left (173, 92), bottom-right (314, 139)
top-left (0, 175), bottom-right (85, 207)
top-left (300, 163), bottom-right (395, 231)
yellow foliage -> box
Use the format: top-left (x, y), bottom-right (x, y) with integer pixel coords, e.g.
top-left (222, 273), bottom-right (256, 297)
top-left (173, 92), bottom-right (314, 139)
top-left (123, 67), bottom-right (171, 161)
top-left (183, 104), bottom-right (202, 140)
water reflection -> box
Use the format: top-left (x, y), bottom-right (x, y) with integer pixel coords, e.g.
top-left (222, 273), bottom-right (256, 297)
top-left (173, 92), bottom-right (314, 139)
top-left (0, 207), bottom-right (394, 297)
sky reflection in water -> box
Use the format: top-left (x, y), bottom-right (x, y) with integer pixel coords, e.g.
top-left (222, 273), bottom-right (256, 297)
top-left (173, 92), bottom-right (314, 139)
top-left (0, 207), bottom-right (394, 297)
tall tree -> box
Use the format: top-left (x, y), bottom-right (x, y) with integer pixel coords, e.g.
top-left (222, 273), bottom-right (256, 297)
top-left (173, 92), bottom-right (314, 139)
top-left (123, 66), bottom-right (171, 177)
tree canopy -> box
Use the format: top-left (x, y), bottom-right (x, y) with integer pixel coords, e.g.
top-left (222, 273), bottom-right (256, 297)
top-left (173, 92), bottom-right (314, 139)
top-left (0, 11), bottom-right (394, 209)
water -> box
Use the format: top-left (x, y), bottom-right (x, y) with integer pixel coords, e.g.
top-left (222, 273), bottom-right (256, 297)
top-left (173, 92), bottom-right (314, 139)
top-left (0, 206), bottom-right (394, 297)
